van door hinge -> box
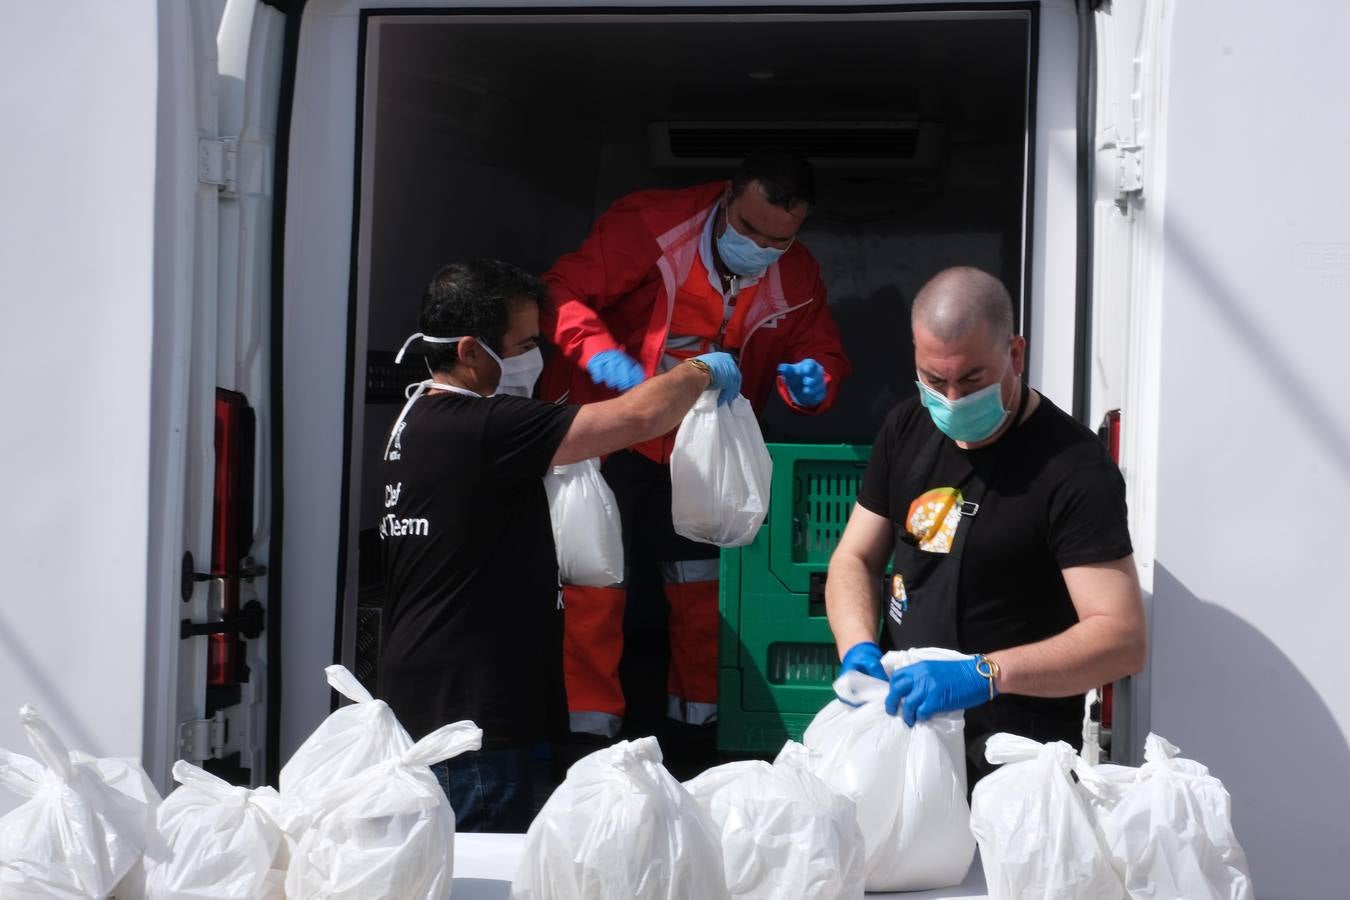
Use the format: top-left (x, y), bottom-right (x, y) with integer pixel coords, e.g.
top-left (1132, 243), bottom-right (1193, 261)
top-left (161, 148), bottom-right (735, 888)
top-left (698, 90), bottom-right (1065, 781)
top-left (178, 710), bottom-right (228, 760)
top-left (197, 138), bottom-right (238, 195)
top-left (1098, 125), bottom-right (1143, 206)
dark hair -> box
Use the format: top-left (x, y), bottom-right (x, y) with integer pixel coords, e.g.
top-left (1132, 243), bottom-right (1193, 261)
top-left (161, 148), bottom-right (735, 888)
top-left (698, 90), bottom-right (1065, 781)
top-left (418, 259), bottom-right (547, 374)
top-left (731, 147), bottom-right (816, 210)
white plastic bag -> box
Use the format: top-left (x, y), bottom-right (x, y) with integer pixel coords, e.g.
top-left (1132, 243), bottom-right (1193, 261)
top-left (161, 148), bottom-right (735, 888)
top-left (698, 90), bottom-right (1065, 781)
top-left (0, 705), bottom-right (161, 898)
top-left (682, 742), bottom-right (865, 900)
top-left (970, 733), bottom-right (1125, 900)
top-left (544, 458), bottom-right (624, 586)
top-left (286, 720), bottom-right (482, 900)
top-left (511, 736), bottom-right (729, 900)
top-left (144, 761), bottom-right (286, 899)
top-left (670, 391), bottom-right (772, 548)
top-left (1097, 734), bottom-right (1253, 900)
top-left (278, 664), bottom-right (414, 835)
top-left (801, 648), bottom-right (974, 892)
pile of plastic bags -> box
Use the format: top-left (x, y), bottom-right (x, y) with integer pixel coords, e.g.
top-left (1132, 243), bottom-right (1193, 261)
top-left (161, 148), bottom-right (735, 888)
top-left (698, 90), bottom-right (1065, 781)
top-left (511, 737), bottom-right (727, 900)
top-left (802, 647), bottom-right (976, 892)
top-left (971, 732), bottom-right (1254, 900)
top-left (0, 705), bottom-right (160, 898)
top-left (683, 742), bottom-right (866, 900)
top-left (0, 665), bottom-right (480, 900)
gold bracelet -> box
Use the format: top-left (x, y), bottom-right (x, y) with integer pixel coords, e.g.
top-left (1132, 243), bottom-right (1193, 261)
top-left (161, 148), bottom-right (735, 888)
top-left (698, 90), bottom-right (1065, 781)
top-left (684, 357), bottom-right (714, 385)
top-left (975, 654), bottom-right (1002, 701)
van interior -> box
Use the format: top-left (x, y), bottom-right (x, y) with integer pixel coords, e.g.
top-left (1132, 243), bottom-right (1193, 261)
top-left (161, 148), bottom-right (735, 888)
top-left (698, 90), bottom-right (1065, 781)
top-left (348, 10), bottom-right (1035, 736)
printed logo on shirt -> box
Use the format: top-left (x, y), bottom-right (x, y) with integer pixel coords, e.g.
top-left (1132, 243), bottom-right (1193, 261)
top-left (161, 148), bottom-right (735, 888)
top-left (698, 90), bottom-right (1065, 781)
top-left (379, 513), bottom-right (429, 538)
top-left (905, 487), bottom-right (965, 553)
top-left (386, 421), bottom-right (406, 461)
top-left (888, 573), bottom-right (909, 626)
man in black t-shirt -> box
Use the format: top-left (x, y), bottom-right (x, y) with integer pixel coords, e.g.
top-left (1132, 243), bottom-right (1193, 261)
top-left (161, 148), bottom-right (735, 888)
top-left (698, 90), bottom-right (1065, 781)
top-left (378, 259), bottom-right (741, 831)
top-left (825, 266), bottom-right (1146, 784)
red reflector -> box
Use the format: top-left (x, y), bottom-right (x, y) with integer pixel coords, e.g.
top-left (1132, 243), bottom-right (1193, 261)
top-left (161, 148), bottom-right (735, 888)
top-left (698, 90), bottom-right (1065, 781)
top-left (209, 390), bottom-right (248, 686)
top-left (1102, 409), bottom-right (1121, 464)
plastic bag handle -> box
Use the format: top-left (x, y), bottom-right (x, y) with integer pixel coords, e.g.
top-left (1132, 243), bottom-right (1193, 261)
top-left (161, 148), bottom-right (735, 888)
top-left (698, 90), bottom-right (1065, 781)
top-left (1143, 732), bottom-right (1181, 767)
top-left (831, 671), bottom-right (890, 706)
top-left (773, 740), bottom-right (818, 771)
top-left (324, 665), bottom-right (375, 704)
top-left (400, 721), bottom-right (483, 767)
top-left (0, 748), bottom-right (44, 798)
top-left (172, 759), bottom-right (239, 799)
top-left (983, 732), bottom-right (1056, 765)
top-left (18, 705), bottom-right (74, 780)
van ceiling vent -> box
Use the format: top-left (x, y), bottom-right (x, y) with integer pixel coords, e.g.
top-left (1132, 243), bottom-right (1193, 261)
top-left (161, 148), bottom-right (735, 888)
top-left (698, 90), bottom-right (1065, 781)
top-left (649, 122), bottom-right (944, 168)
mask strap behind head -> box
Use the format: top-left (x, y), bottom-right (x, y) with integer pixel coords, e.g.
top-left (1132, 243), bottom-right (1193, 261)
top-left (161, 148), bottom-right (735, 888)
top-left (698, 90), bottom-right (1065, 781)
top-left (394, 332), bottom-right (463, 365)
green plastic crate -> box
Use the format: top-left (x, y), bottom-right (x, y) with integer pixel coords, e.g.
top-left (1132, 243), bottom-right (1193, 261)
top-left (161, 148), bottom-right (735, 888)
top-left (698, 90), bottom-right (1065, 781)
top-left (718, 443), bottom-right (872, 754)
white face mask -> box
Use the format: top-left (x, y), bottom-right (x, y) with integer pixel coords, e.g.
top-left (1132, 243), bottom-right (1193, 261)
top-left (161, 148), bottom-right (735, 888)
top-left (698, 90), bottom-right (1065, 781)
top-left (493, 347), bottom-right (545, 398)
top-left (394, 332), bottom-right (542, 397)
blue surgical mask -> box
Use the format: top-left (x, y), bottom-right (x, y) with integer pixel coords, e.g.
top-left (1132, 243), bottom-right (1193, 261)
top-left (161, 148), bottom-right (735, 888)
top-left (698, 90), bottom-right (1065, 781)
top-left (716, 214), bottom-right (789, 277)
top-left (916, 371), bottom-right (1012, 443)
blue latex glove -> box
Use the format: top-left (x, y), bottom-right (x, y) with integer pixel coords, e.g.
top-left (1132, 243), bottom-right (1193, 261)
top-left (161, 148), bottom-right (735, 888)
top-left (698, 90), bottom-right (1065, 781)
top-left (886, 656), bottom-right (991, 726)
top-left (587, 349), bottom-right (645, 392)
top-left (693, 351), bottom-right (742, 406)
top-left (777, 359), bottom-right (827, 407)
top-left (836, 641), bottom-right (887, 706)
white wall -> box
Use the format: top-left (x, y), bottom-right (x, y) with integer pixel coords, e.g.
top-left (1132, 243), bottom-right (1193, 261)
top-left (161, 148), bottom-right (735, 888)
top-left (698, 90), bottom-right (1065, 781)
top-left (0, 2), bottom-right (158, 781)
top-left (1146, 3), bottom-right (1350, 896)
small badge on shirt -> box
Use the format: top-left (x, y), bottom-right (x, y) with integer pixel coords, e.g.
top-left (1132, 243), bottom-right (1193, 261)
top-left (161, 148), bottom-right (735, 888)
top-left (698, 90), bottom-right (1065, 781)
top-left (888, 573), bottom-right (909, 626)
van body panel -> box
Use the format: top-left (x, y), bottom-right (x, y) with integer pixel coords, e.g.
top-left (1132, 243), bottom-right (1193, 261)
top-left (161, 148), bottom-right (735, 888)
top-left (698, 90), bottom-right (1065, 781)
top-left (0, 0), bottom-right (161, 802)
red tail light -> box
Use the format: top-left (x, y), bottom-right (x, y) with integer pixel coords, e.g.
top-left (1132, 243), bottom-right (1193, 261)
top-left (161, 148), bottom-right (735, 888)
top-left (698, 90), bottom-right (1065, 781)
top-left (210, 390), bottom-right (250, 686)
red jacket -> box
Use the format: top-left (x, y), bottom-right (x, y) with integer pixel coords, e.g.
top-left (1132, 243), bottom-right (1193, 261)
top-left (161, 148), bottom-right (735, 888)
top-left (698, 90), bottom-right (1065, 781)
top-left (538, 182), bottom-right (852, 419)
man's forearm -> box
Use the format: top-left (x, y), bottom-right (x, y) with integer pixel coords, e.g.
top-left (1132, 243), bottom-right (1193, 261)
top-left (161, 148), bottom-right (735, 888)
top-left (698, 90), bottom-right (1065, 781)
top-left (826, 551), bottom-right (882, 658)
top-left (616, 362), bottom-right (710, 441)
top-left (989, 614), bottom-right (1146, 698)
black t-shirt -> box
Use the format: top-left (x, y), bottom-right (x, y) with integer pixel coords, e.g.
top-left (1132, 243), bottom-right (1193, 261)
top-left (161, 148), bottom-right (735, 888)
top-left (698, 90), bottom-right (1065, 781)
top-left (378, 390), bottom-right (578, 749)
top-left (857, 390), bottom-right (1133, 729)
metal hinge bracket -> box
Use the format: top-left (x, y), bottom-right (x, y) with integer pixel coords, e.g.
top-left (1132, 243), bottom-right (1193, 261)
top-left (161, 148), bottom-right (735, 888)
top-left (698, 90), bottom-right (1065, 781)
top-left (178, 710), bottom-right (228, 760)
top-left (197, 138), bottom-right (238, 195)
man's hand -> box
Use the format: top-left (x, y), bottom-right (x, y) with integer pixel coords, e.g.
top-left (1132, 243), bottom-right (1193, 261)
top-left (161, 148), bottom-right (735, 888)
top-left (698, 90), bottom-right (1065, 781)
top-left (693, 351), bottom-right (742, 406)
top-left (587, 349), bottom-right (645, 392)
top-left (777, 358), bottom-right (827, 407)
top-left (886, 657), bottom-right (990, 726)
top-left (835, 640), bottom-right (887, 706)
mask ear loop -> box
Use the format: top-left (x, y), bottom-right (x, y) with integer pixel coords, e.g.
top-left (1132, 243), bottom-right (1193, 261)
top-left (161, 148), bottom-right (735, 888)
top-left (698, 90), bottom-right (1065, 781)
top-left (395, 332), bottom-right (463, 365)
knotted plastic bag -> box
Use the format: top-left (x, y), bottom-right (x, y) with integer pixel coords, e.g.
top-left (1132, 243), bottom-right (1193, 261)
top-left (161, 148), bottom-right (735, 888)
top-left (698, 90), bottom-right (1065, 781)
top-left (683, 742), bottom-right (866, 900)
top-left (670, 392), bottom-right (772, 548)
top-left (970, 733), bottom-right (1125, 900)
top-left (144, 760), bottom-right (286, 899)
top-left (511, 736), bottom-right (729, 900)
top-left (544, 458), bottom-right (624, 586)
top-left (1096, 733), bottom-right (1254, 900)
top-left (0, 705), bottom-right (160, 898)
top-left (278, 665), bottom-right (414, 835)
top-left (801, 647), bottom-right (974, 891)
top-left (285, 720), bottom-right (482, 900)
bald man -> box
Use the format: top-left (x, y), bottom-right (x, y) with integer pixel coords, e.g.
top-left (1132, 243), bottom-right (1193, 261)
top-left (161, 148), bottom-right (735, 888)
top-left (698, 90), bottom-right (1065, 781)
top-left (825, 266), bottom-right (1146, 784)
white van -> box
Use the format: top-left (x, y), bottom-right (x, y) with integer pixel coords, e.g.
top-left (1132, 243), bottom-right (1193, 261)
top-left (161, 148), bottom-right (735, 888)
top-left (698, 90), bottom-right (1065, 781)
top-left (2, 1), bottom-right (1346, 895)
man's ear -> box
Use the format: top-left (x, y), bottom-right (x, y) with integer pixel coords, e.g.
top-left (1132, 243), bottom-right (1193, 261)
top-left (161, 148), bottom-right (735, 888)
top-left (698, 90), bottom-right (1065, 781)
top-left (457, 335), bottom-right (484, 366)
top-left (1010, 335), bottom-right (1028, 377)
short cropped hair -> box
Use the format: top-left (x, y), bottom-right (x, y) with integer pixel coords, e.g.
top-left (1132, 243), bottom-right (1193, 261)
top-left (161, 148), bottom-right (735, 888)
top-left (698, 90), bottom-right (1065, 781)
top-left (418, 259), bottom-right (547, 373)
top-left (731, 147), bottom-right (816, 210)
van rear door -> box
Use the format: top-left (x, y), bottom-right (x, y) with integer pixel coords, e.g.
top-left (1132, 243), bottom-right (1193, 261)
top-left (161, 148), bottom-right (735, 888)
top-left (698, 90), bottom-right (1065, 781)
top-left (147, 0), bottom-right (286, 789)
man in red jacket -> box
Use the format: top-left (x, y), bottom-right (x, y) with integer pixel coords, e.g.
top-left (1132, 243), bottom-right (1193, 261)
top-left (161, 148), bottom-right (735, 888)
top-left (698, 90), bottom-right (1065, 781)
top-left (539, 148), bottom-right (852, 758)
